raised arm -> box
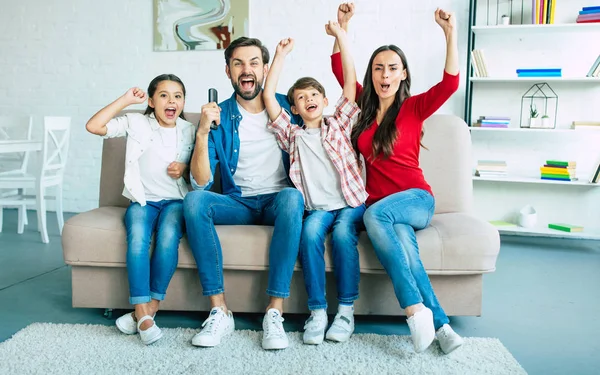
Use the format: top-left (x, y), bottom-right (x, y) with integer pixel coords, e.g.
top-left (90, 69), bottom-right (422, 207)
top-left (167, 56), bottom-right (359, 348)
top-left (85, 87), bottom-right (146, 136)
top-left (191, 102), bottom-right (220, 187)
top-left (326, 21), bottom-right (356, 103)
top-left (264, 38), bottom-right (294, 122)
top-left (330, 3), bottom-right (362, 98)
top-left (435, 8), bottom-right (459, 75)
top-left (332, 3), bottom-right (354, 56)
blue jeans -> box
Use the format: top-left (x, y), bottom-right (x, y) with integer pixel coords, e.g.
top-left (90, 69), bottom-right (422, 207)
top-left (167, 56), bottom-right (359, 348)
top-left (183, 187), bottom-right (304, 298)
top-left (300, 205), bottom-right (365, 310)
top-left (363, 188), bottom-right (449, 330)
top-left (124, 200), bottom-right (184, 305)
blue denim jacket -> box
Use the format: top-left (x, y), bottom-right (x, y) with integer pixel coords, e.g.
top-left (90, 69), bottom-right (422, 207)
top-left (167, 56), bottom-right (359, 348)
top-left (191, 92), bottom-right (299, 195)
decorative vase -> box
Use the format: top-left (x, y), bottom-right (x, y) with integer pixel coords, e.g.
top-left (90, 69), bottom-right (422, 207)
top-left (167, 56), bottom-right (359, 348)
top-left (501, 16), bottom-right (510, 25)
top-left (541, 117), bottom-right (551, 128)
top-left (529, 117), bottom-right (540, 128)
top-left (518, 205), bottom-right (537, 228)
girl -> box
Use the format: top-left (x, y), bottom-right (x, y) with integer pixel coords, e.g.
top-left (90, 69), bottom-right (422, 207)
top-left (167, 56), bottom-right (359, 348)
top-left (331, 4), bottom-right (464, 354)
top-left (85, 74), bottom-right (195, 345)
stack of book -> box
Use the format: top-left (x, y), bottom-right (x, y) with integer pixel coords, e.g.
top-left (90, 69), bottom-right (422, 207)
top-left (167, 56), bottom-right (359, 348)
top-left (516, 68), bottom-right (561, 77)
top-left (473, 116), bottom-right (510, 128)
top-left (533, 0), bottom-right (556, 24)
top-left (470, 49), bottom-right (488, 77)
top-left (572, 121), bottom-right (600, 129)
top-left (476, 160), bottom-right (507, 178)
top-left (540, 160), bottom-right (577, 181)
top-left (576, 6), bottom-right (600, 23)
top-left (586, 55), bottom-right (600, 77)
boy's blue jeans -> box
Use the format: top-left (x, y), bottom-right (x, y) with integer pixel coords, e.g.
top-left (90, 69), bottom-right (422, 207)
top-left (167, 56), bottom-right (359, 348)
top-left (300, 205), bottom-right (366, 310)
top-left (124, 200), bottom-right (184, 305)
top-left (363, 188), bottom-right (449, 330)
top-left (183, 188), bottom-right (304, 298)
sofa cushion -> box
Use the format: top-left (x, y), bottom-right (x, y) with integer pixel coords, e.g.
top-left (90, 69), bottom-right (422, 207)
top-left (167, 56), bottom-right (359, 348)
top-left (62, 207), bottom-right (499, 275)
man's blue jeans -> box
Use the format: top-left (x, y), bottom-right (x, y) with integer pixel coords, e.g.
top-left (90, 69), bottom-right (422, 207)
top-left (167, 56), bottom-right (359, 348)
top-left (299, 205), bottom-right (366, 310)
top-left (183, 188), bottom-right (304, 298)
top-left (363, 188), bottom-right (449, 330)
top-left (124, 200), bottom-right (184, 305)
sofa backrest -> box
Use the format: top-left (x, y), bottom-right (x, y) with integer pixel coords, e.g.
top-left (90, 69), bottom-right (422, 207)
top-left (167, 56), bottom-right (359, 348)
top-left (99, 112), bottom-right (473, 214)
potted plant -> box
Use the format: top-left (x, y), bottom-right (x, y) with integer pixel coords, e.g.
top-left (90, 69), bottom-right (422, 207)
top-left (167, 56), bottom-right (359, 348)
top-left (501, 14), bottom-right (510, 25)
top-left (541, 114), bottom-right (551, 128)
top-left (528, 104), bottom-right (539, 128)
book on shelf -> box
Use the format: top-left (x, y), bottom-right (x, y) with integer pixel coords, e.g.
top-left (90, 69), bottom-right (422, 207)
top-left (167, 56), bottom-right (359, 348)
top-left (577, 5), bottom-right (600, 23)
top-left (516, 68), bottom-right (562, 78)
top-left (546, 160), bottom-right (576, 167)
top-left (489, 220), bottom-right (517, 228)
top-left (473, 116), bottom-right (510, 128)
top-left (548, 223), bottom-right (584, 232)
top-left (533, 0), bottom-right (556, 24)
top-left (590, 162), bottom-right (600, 183)
top-left (586, 55), bottom-right (600, 77)
top-left (471, 49), bottom-right (488, 78)
top-left (572, 121), bottom-right (600, 129)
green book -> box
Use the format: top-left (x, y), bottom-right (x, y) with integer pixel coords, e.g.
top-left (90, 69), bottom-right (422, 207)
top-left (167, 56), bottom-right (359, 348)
top-left (548, 223), bottom-right (584, 232)
top-left (545, 160), bottom-right (576, 167)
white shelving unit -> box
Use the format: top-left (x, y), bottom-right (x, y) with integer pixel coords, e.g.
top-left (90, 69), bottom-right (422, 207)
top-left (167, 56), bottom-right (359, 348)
top-left (472, 175), bottom-right (598, 187)
top-left (494, 225), bottom-right (600, 240)
top-left (466, 2), bottom-right (600, 240)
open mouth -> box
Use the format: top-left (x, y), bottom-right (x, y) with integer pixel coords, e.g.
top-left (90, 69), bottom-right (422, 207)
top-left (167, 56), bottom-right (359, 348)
top-left (240, 76), bottom-right (255, 91)
top-left (380, 84), bottom-right (391, 92)
top-left (306, 104), bottom-right (318, 112)
top-left (165, 107), bottom-right (177, 119)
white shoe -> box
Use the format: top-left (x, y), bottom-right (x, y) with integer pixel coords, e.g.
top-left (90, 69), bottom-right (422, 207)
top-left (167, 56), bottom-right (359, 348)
top-left (303, 310), bottom-right (328, 345)
top-left (262, 308), bottom-right (289, 350)
top-left (407, 307), bottom-right (435, 353)
top-left (191, 307), bottom-right (235, 347)
top-left (436, 324), bottom-right (464, 354)
top-left (326, 310), bottom-right (354, 343)
top-left (137, 315), bottom-right (163, 345)
top-left (115, 312), bottom-right (137, 335)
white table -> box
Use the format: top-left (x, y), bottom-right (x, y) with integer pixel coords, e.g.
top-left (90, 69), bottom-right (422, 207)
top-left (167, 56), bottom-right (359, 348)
top-left (0, 140), bottom-right (42, 153)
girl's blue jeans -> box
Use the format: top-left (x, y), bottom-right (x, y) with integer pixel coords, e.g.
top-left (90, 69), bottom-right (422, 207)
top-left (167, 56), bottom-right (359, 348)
top-left (299, 204), bottom-right (366, 310)
top-left (124, 199), bottom-right (184, 305)
top-left (363, 188), bottom-right (449, 330)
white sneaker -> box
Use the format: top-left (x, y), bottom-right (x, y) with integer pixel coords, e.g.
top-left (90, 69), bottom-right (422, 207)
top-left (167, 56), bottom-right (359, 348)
top-left (191, 307), bottom-right (235, 347)
top-left (303, 310), bottom-right (328, 345)
top-left (115, 312), bottom-right (137, 335)
top-left (262, 308), bottom-right (289, 350)
top-left (436, 324), bottom-right (464, 354)
top-left (406, 307), bottom-right (435, 353)
top-left (326, 310), bottom-right (354, 343)
top-left (137, 315), bottom-right (163, 345)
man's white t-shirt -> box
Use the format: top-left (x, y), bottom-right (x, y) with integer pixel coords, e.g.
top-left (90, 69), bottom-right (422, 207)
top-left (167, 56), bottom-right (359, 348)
top-left (138, 126), bottom-right (184, 202)
top-left (233, 103), bottom-right (289, 197)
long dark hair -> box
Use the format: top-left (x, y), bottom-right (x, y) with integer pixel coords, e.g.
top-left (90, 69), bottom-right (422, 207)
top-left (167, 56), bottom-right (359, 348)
top-left (352, 45), bottom-right (411, 162)
top-left (144, 74), bottom-right (187, 120)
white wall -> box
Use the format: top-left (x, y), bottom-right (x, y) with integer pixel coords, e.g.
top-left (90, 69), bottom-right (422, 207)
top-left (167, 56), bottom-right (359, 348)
top-left (0, 0), bottom-right (466, 213)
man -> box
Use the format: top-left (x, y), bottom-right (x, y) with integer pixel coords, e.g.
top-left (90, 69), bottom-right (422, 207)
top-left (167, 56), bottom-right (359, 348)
top-left (183, 37), bottom-right (304, 350)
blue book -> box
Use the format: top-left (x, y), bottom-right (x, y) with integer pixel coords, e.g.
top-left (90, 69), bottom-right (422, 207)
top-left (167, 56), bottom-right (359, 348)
top-left (518, 73), bottom-right (562, 77)
top-left (516, 68), bottom-right (562, 73)
top-left (541, 177), bottom-right (572, 182)
top-left (582, 6), bottom-right (600, 11)
top-left (579, 9), bottom-right (600, 15)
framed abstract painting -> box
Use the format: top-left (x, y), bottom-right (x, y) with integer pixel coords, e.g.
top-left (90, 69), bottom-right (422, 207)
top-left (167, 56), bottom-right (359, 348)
top-left (153, 0), bottom-right (249, 51)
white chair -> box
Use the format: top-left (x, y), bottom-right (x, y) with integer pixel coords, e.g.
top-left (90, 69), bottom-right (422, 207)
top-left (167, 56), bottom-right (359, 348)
top-left (0, 116), bottom-right (71, 243)
top-left (0, 115), bottom-right (34, 233)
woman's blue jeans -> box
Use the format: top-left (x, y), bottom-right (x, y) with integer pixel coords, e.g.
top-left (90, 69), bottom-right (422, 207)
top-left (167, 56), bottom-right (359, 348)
top-left (299, 204), bottom-right (366, 310)
top-left (363, 189), bottom-right (449, 330)
top-left (124, 200), bottom-right (184, 305)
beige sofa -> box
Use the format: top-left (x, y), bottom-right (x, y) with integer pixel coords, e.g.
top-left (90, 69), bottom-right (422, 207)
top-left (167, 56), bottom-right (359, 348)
top-left (62, 113), bottom-right (500, 316)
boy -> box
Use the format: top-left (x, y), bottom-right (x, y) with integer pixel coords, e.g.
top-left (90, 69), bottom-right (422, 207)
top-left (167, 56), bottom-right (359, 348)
top-left (263, 21), bottom-right (367, 345)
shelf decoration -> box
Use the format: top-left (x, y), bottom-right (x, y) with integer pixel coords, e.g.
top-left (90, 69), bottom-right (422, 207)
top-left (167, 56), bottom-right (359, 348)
top-left (520, 83), bottom-right (558, 129)
top-left (478, 0), bottom-right (556, 26)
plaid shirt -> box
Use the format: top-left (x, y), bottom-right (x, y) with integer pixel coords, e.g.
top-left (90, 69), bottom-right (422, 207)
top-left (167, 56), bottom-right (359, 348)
top-left (267, 95), bottom-right (367, 208)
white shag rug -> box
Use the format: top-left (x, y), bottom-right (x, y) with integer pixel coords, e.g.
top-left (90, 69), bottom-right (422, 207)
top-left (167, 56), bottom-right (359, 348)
top-left (0, 323), bottom-right (526, 375)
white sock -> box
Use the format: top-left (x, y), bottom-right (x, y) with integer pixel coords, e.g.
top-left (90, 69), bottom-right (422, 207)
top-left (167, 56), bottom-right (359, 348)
top-left (312, 308), bottom-right (327, 318)
top-left (338, 304), bottom-right (354, 315)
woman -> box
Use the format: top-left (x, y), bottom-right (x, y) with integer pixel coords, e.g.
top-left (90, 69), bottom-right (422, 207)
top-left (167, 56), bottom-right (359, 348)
top-left (331, 3), bottom-right (464, 354)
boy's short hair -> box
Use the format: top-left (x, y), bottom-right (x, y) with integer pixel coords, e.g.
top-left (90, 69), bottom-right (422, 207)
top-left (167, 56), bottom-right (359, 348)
top-left (224, 37), bottom-right (270, 66)
top-left (287, 77), bottom-right (327, 106)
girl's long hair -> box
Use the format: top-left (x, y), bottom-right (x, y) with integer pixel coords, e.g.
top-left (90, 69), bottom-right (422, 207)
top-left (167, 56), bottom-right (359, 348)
top-left (144, 74), bottom-right (187, 120)
top-left (351, 45), bottom-right (411, 162)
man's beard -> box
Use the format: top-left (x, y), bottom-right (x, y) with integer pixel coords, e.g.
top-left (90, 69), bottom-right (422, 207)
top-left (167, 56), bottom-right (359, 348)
top-left (232, 76), bottom-right (262, 101)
